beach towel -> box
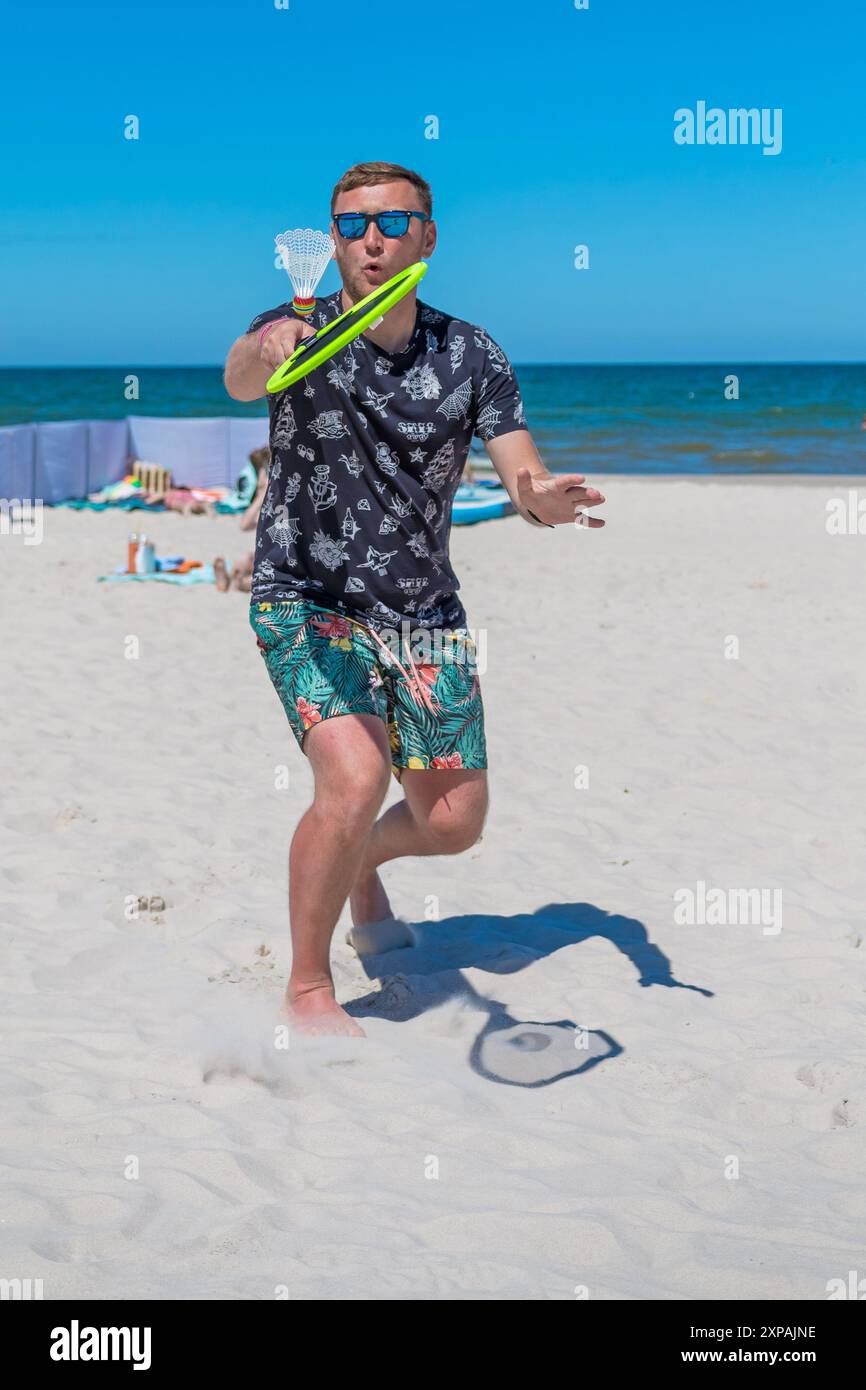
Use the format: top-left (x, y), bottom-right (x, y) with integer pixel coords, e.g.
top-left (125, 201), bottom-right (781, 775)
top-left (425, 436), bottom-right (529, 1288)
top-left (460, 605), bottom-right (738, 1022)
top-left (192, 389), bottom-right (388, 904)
top-left (214, 461), bottom-right (258, 513)
top-left (58, 496), bottom-right (166, 512)
top-left (97, 564), bottom-right (216, 585)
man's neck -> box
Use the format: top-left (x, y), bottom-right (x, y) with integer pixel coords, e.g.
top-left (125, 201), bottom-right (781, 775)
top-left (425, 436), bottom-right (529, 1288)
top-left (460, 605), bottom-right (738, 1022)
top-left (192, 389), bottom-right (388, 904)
top-left (340, 287), bottom-right (418, 356)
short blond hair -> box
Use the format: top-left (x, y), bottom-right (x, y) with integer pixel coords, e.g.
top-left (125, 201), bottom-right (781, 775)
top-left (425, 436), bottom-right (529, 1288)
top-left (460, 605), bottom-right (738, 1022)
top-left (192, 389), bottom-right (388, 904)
top-left (331, 161), bottom-right (433, 218)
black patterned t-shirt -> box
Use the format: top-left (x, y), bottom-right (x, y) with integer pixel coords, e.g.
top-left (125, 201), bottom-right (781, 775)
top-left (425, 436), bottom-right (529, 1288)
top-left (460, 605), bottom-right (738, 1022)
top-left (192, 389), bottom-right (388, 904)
top-left (245, 289), bottom-right (528, 633)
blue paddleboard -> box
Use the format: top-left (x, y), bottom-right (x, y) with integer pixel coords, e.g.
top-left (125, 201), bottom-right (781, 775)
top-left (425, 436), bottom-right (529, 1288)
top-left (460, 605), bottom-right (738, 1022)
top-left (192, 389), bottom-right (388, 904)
top-left (452, 479), bottom-right (514, 525)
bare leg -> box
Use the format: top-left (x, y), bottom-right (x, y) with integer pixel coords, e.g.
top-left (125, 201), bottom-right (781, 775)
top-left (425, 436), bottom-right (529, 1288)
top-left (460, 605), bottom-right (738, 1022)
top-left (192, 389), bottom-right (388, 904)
top-left (230, 554), bottom-right (254, 591)
top-left (284, 713), bottom-right (392, 1035)
top-left (214, 557), bottom-right (230, 592)
top-left (347, 853), bottom-right (394, 927)
top-left (349, 769), bottom-right (489, 928)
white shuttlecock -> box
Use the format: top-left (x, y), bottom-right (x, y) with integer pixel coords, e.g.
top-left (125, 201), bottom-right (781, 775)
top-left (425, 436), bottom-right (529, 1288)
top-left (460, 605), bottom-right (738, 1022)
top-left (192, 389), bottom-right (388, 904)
top-left (275, 228), bottom-right (335, 317)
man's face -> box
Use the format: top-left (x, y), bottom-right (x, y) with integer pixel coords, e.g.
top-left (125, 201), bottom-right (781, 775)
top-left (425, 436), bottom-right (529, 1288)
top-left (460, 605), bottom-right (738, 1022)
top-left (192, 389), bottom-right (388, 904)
top-left (331, 179), bottom-right (436, 303)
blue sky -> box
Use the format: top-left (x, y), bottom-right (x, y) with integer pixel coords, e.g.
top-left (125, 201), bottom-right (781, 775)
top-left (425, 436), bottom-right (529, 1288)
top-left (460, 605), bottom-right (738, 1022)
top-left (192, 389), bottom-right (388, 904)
top-left (2, 0), bottom-right (864, 365)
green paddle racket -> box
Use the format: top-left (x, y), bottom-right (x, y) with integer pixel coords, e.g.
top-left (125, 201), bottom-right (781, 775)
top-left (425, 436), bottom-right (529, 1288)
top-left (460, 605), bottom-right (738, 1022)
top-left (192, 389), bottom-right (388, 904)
top-left (265, 260), bottom-right (428, 394)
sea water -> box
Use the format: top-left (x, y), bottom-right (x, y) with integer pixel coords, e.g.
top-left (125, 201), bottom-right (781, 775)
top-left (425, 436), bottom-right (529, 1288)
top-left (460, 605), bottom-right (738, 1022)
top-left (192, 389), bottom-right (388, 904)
top-left (1, 363), bottom-right (864, 476)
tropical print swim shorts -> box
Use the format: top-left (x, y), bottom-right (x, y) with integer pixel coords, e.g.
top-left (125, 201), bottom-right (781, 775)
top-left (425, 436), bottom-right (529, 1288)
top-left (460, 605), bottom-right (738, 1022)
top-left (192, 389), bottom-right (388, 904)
top-left (250, 599), bottom-right (487, 781)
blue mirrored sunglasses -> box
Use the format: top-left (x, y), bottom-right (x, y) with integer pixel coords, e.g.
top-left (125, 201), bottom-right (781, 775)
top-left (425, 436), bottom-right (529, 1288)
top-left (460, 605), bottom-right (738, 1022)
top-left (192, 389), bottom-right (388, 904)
top-left (333, 210), bottom-right (430, 240)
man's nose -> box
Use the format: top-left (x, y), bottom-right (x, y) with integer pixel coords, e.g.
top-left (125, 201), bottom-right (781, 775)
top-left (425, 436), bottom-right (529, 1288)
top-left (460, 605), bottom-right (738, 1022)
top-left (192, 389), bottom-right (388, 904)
top-left (363, 223), bottom-right (385, 253)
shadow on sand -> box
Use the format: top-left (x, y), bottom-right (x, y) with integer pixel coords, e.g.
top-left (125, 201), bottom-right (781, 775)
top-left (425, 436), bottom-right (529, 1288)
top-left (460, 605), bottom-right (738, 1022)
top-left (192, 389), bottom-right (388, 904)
top-left (346, 900), bottom-right (714, 1088)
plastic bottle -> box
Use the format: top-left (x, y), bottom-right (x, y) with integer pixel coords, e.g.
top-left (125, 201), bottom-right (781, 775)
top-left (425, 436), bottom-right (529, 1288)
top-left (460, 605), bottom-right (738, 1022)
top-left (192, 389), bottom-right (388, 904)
top-left (127, 533), bottom-right (138, 573)
top-left (135, 535), bottom-right (150, 575)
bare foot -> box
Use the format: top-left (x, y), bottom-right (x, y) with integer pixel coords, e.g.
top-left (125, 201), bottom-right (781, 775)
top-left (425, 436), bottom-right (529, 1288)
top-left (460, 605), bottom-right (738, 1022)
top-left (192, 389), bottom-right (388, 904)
top-left (281, 984), bottom-right (365, 1037)
top-left (229, 565), bottom-right (252, 593)
top-left (347, 917), bottom-right (416, 955)
top-left (349, 868), bottom-right (393, 929)
top-left (214, 556), bottom-right (230, 592)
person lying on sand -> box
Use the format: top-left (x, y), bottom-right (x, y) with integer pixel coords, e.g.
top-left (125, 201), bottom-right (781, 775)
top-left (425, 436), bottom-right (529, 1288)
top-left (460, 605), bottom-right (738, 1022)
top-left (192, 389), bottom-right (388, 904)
top-left (214, 447), bottom-right (269, 592)
top-left (159, 489), bottom-right (216, 516)
top-left (213, 554), bottom-right (253, 592)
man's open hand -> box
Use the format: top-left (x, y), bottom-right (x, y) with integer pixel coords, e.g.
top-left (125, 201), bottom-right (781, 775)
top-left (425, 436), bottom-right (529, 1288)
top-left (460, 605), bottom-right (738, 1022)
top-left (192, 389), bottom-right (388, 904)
top-left (515, 468), bottom-right (606, 528)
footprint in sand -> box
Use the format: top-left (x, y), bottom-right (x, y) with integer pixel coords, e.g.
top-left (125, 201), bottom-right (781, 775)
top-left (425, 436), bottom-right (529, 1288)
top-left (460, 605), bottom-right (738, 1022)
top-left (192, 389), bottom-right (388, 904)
top-left (831, 1099), bottom-right (856, 1129)
top-left (796, 1063), bottom-right (861, 1129)
top-left (208, 944), bottom-right (277, 988)
top-left (796, 1062), bottom-right (845, 1092)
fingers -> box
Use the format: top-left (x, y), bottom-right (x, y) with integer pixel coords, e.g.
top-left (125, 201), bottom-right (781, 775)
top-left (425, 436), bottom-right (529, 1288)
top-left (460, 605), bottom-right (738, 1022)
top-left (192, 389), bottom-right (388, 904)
top-left (263, 336), bottom-right (295, 369)
top-left (261, 334), bottom-right (285, 369)
top-left (563, 489), bottom-right (605, 513)
top-left (261, 321), bottom-right (316, 368)
top-left (569, 490), bottom-right (605, 508)
top-left (538, 474), bottom-right (603, 505)
top-left (574, 492), bottom-right (605, 526)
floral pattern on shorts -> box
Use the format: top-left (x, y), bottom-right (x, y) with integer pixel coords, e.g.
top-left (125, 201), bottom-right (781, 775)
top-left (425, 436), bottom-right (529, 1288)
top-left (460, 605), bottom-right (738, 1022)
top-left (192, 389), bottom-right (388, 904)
top-left (250, 598), bottom-right (487, 780)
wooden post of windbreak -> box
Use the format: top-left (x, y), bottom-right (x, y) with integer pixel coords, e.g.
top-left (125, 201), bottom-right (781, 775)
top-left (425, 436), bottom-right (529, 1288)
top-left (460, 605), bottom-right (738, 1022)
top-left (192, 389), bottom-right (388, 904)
top-left (133, 460), bottom-right (172, 496)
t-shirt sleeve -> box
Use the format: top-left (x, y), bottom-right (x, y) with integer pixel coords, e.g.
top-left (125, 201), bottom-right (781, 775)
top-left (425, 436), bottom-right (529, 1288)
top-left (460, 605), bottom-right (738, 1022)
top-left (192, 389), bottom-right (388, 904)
top-left (471, 328), bottom-right (529, 443)
top-left (246, 303), bottom-right (296, 336)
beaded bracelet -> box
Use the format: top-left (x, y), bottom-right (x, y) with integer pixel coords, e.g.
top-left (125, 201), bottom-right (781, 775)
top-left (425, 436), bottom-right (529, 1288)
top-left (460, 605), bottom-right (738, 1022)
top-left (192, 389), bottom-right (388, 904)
top-left (258, 316), bottom-right (291, 348)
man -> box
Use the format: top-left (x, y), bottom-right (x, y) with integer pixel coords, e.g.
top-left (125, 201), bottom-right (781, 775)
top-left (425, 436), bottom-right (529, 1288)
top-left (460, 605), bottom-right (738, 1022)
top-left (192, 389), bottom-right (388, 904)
top-left (224, 161), bottom-right (605, 1036)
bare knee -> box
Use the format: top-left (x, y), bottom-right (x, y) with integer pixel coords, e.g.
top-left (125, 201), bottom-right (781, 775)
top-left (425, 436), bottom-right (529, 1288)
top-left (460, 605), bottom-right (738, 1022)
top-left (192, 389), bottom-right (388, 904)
top-left (421, 798), bottom-right (488, 856)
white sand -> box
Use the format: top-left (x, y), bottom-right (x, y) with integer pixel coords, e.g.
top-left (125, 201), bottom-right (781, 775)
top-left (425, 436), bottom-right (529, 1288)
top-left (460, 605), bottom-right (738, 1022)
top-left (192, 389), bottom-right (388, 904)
top-left (1, 476), bottom-right (864, 1300)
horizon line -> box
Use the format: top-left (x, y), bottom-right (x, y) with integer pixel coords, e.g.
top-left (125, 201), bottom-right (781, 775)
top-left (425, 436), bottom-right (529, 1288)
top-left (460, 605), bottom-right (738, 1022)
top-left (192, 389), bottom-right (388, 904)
top-left (2, 360), bottom-right (865, 371)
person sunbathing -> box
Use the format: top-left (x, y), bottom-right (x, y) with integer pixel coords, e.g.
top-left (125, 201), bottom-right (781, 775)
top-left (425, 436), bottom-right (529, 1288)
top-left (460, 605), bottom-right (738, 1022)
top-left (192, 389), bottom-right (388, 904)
top-left (214, 447), bottom-right (269, 592)
top-left (214, 553), bottom-right (253, 591)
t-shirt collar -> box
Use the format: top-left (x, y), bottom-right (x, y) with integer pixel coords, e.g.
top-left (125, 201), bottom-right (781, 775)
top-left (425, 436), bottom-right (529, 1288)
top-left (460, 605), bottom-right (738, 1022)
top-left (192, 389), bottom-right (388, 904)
top-left (330, 289), bottom-right (422, 359)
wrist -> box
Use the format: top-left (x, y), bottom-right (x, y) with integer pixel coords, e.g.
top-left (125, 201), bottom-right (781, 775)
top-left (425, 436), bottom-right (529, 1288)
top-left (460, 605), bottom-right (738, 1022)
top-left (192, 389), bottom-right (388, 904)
top-left (258, 316), bottom-right (291, 349)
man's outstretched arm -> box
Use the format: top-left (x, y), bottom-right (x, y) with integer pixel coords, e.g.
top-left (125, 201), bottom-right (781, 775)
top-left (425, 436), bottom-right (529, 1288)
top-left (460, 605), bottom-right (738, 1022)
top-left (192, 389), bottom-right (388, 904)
top-left (484, 430), bottom-right (606, 528)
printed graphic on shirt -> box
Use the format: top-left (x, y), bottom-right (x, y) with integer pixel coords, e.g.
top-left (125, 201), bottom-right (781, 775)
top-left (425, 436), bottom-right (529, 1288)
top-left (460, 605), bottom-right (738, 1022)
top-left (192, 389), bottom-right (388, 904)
top-left (246, 289), bottom-right (528, 632)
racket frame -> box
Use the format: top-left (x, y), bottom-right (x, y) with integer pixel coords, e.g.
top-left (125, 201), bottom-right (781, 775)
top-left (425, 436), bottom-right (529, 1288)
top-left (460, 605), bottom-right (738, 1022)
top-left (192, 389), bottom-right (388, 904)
top-left (265, 260), bottom-right (428, 394)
